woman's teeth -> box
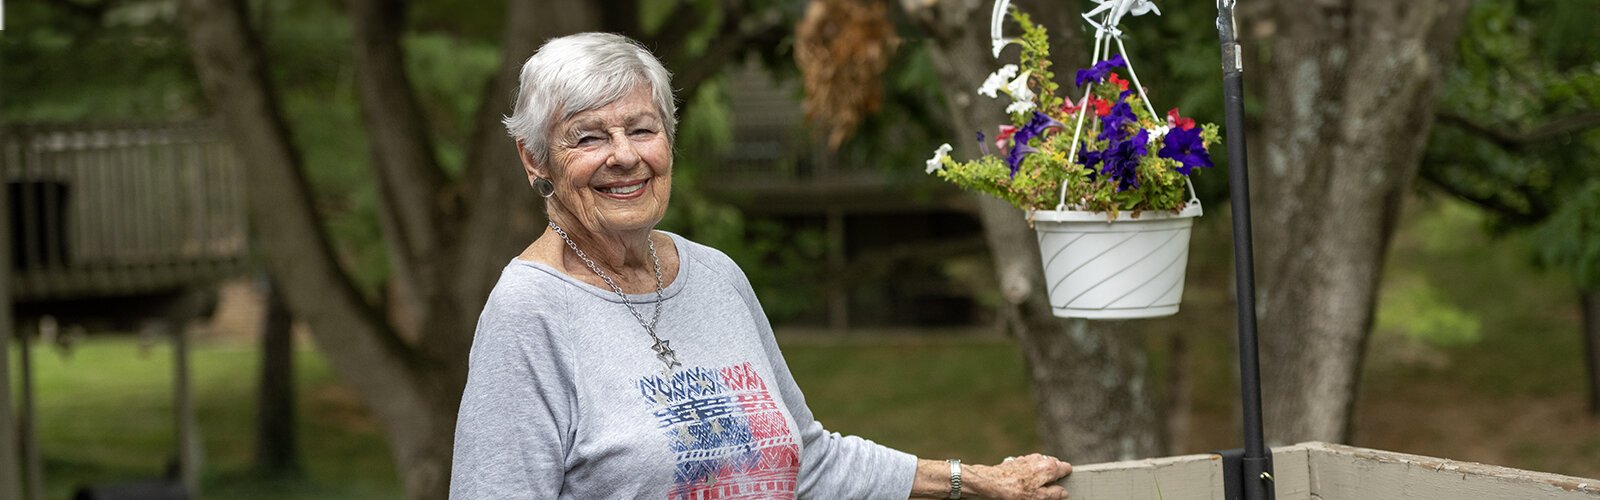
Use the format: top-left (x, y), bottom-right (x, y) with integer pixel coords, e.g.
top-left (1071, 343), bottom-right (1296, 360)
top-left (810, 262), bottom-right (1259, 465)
top-left (600, 182), bottom-right (645, 195)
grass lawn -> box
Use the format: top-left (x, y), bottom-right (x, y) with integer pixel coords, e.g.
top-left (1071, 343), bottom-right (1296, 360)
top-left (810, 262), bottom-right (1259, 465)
top-left (12, 195), bottom-right (1599, 498)
top-left (17, 340), bottom-right (399, 500)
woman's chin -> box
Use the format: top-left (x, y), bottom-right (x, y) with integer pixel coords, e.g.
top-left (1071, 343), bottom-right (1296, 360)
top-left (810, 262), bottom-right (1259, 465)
top-left (595, 213), bottom-right (666, 237)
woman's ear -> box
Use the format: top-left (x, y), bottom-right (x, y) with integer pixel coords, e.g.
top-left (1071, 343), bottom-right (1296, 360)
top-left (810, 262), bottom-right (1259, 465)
top-left (516, 139), bottom-right (549, 186)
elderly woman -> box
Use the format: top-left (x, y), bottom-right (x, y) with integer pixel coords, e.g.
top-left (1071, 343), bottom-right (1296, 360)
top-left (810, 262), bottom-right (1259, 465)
top-left (450, 32), bottom-right (1072, 499)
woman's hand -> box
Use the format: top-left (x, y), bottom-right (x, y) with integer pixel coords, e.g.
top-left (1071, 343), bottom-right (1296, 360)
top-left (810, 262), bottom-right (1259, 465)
top-left (964, 454), bottom-right (1073, 499)
top-left (912, 454), bottom-right (1072, 499)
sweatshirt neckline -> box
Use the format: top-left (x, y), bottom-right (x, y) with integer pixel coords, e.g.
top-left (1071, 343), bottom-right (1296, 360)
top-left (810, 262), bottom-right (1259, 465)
top-left (509, 230), bottom-right (692, 304)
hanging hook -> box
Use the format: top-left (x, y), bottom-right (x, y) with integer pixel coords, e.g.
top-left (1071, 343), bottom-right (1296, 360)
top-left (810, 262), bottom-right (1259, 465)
top-left (1083, 0), bottom-right (1161, 37)
top-left (991, 0), bottom-right (1015, 57)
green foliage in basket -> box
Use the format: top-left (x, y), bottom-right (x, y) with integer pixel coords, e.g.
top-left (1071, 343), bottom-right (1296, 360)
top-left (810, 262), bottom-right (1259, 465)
top-left (925, 9), bottom-right (1219, 217)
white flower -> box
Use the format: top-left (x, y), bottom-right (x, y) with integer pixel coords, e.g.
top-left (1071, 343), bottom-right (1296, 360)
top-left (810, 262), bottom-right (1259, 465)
top-left (1005, 100), bottom-right (1036, 114)
top-left (925, 143), bottom-right (953, 174)
top-left (1005, 70), bottom-right (1035, 102)
top-left (977, 64), bottom-right (1019, 98)
top-left (1149, 125), bottom-right (1171, 145)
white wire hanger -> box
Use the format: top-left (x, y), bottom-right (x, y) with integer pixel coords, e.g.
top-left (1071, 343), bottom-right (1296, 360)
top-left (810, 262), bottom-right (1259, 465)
top-left (990, 0), bottom-right (1197, 213)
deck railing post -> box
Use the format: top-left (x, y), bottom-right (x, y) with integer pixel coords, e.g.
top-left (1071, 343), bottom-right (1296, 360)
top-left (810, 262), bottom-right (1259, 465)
top-left (0, 130), bottom-right (24, 500)
top-left (174, 320), bottom-right (202, 499)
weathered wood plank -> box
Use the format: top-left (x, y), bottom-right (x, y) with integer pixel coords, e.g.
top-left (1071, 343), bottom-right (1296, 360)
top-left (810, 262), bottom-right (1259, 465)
top-left (1307, 442), bottom-right (1600, 500)
top-left (1062, 452), bottom-right (1224, 500)
top-left (1270, 444), bottom-right (1314, 498)
top-left (1057, 443), bottom-right (1319, 499)
top-left (1057, 442), bottom-right (1600, 500)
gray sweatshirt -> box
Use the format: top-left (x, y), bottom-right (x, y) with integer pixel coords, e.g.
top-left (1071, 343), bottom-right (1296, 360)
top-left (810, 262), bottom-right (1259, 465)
top-left (450, 232), bottom-right (917, 499)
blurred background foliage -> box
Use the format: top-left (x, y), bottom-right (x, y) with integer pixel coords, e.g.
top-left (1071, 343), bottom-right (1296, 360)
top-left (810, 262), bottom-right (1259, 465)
top-left (7, 0), bottom-right (1593, 318)
top-left (1423, 0), bottom-right (1600, 288)
top-left (0, 0), bottom-right (837, 316)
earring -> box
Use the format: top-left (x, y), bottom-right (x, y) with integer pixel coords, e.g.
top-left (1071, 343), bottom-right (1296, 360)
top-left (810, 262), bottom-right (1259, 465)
top-left (533, 177), bottom-right (555, 198)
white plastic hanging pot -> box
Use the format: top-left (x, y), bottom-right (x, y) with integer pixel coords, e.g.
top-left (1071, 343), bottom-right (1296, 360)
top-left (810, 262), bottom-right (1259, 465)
top-left (1033, 202), bottom-right (1201, 319)
top-left (990, 0), bottom-right (1202, 318)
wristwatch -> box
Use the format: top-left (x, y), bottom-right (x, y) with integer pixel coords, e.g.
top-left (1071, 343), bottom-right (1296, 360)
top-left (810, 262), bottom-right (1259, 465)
top-left (947, 458), bottom-right (963, 499)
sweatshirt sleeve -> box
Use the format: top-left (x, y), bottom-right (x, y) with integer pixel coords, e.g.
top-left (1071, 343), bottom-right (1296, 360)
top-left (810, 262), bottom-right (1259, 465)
top-left (711, 250), bottom-right (918, 498)
top-left (450, 280), bottom-right (576, 499)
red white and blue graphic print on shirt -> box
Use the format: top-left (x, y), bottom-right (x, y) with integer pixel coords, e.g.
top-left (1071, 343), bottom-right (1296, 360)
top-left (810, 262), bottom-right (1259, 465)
top-left (638, 362), bottom-right (801, 500)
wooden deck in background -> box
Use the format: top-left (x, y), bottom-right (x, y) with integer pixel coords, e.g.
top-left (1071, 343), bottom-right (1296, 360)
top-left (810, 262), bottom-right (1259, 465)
top-left (1, 121), bottom-right (249, 302)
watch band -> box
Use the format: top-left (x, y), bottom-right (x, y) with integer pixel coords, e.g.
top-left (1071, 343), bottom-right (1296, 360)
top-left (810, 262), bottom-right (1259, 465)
top-left (946, 458), bottom-right (963, 499)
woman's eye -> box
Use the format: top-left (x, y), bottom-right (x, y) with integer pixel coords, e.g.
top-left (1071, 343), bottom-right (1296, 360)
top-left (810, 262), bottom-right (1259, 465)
top-left (630, 128), bottom-right (656, 137)
top-left (575, 135), bottom-right (602, 146)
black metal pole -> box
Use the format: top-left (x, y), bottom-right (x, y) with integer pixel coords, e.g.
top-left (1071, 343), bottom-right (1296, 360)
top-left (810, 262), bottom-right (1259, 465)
top-left (1215, 1), bottom-right (1274, 499)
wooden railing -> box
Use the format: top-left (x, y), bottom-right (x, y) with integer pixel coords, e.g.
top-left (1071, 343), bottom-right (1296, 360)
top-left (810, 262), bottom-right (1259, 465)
top-left (1062, 442), bottom-right (1600, 499)
top-left (1, 121), bottom-right (249, 301)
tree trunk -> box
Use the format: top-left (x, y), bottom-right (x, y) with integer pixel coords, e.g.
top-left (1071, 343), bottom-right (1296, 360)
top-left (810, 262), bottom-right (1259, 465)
top-left (255, 276), bottom-right (299, 476)
top-left (174, 1), bottom-right (455, 498)
top-left (1252, 0), bottom-right (1471, 444)
top-left (1165, 333), bottom-right (1192, 455)
top-left (903, 0), bottom-right (1164, 462)
top-left (1582, 288), bottom-right (1600, 416)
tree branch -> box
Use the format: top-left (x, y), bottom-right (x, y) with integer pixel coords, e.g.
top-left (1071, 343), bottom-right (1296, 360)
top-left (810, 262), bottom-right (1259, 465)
top-left (636, 2), bottom-right (703, 54)
top-left (1437, 110), bottom-right (1600, 150)
top-left (1419, 166), bottom-right (1547, 224)
top-left (669, 5), bottom-right (789, 102)
top-left (174, 0), bottom-right (422, 428)
top-left (345, 0), bottom-right (452, 339)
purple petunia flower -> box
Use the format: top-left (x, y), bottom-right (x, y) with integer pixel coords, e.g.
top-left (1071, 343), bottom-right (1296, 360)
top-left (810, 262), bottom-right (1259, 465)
top-left (1076, 141), bottom-right (1102, 183)
top-left (1159, 127), bottom-right (1213, 176)
top-left (1099, 100), bottom-right (1137, 143)
top-left (1077, 141), bottom-right (1101, 168)
top-left (1099, 129), bottom-right (1149, 192)
top-left (1005, 111), bottom-right (1066, 178)
top-left (1074, 55), bottom-right (1127, 88)
top-left (1006, 143), bottom-right (1037, 178)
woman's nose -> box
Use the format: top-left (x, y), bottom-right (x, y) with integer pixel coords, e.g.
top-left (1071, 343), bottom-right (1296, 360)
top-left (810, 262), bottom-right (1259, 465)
top-left (608, 131), bottom-right (640, 167)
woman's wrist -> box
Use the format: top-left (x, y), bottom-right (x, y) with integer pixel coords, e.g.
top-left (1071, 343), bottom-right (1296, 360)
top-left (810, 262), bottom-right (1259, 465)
top-left (911, 458), bottom-right (964, 498)
top-left (910, 459), bottom-right (995, 499)
top-left (958, 463), bottom-right (997, 498)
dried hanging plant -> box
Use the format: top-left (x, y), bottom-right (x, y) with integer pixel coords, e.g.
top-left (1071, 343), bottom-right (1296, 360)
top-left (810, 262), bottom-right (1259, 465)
top-left (795, 0), bottom-right (900, 150)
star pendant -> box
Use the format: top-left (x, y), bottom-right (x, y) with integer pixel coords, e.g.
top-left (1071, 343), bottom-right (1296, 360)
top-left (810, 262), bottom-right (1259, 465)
top-left (651, 338), bottom-right (681, 371)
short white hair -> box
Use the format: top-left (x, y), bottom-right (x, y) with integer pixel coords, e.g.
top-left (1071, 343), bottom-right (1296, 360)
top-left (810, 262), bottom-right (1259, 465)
top-left (503, 32), bottom-right (677, 168)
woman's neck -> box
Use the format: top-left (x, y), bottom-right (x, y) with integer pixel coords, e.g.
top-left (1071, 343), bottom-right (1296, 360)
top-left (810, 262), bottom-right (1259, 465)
top-left (546, 217), bottom-right (657, 288)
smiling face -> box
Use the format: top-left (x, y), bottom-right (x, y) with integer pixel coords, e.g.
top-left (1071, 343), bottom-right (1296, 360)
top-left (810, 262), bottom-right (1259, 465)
top-left (523, 84), bottom-right (673, 241)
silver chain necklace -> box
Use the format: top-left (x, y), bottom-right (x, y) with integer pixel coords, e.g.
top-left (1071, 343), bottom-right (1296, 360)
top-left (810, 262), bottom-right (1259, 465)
top-left (548, 221), bottom-right (680, 372)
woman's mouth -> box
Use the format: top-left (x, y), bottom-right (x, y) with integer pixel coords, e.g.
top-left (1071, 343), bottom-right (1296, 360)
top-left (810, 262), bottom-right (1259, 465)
top-left (596, 178), bottom-right (649, 199)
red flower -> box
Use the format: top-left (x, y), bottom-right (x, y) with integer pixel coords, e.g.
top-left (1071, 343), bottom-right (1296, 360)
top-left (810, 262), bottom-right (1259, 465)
top-left (1090, 96), bottom-right (1112, 117)
top-left (1109, 73), bottom-right (1130, 91)
top-left (995, 125), bottom-right (1018, 149)
top-left (1167, 107), bottom-right (1196, 131)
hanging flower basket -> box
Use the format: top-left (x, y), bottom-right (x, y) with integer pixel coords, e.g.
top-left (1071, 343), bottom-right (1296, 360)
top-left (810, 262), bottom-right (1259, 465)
top-left (1035, 203), bottom-right (1200, 319)
top-left (924, 0), bottom-right (1216, 319)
